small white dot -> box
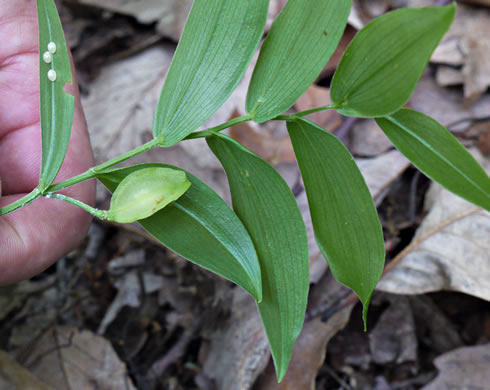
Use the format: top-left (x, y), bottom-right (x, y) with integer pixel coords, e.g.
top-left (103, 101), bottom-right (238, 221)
top-left (47, 42), bottom-right (57, 54)
top-left (42, 51), bottom-right (52, 64)
top-left (47, 69), bottom-right (57, 82)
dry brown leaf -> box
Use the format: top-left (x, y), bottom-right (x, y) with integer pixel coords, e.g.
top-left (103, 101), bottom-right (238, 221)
top-left (410, 77), bottom-right (490, 131)
top-left (350, 119), bottom-right (393, 157)
top-left (378, 150), bottom-right (490, 301)
top-left (421, 344), bottom-right (490, 390)
top-left (75, 0), bottom-right (193, 42)
top-left (368, 296), bottom-right (417, 365)
top-left (23, 326), bottom-right (136, 390)
top-left (295, 85), bottom-right (343, 131)
top-left (436, 66), bottom-right (464, 87)
top-left (97, 272), bottom-right (165, 335)
top-left (431, 4), bottom-right (490, 103)
top-left (479, 128), bottom-right (490, 156)
top-left (82, 46), bottom-right (173, 164)
top-left (202, 289), bottom-right (270, 390)
top-left (357, 150), bottom-right (411, 206)
top-left (0, 351), bottom-right (53, 390)
top-left (230, 120), bottom-right (296, 165)
top-left (322, 25), bottom-right (357, 77)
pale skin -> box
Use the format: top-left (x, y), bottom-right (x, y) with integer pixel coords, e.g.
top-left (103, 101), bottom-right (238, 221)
top-left (0, 1), bottom-right (95, 285)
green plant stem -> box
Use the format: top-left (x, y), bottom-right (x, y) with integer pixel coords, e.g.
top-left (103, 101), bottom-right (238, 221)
top-left (1, 105), bottom-right (339, 216)
top-left (47, 138), bottom-right (161, 193)
top-left (0, 188), bottom-right (42, 216)
top-left (45, 193), bottom-right (108, 220)
top-left (275, 103), bottom-right (340, 120)
top-left (183, 115), bottom-right (252, 140)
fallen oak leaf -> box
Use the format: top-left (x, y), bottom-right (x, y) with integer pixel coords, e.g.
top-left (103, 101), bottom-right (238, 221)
top-left (377, 150), bottom-right (490, 300)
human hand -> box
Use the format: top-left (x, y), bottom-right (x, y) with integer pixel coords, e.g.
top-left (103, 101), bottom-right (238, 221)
top-left (0, 2), bottom-right (95, 285)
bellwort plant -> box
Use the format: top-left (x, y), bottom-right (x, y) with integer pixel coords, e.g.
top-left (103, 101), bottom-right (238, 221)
top-left (2, 0), bottom-right (489, 382)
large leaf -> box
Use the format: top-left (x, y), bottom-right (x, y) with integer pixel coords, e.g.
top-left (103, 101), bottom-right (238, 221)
top-left (97, 164), bottom-right (262, 302)
top-left (37, 0), bottom-right (75, 191)
top-left (330, 4), bottom-right (456, 118)
top-left (287, 119), bottom-right (385, 324)
top-left (153, 0), bottom-right (269, 146)
top-left (207, 134), bottom-right (309, 382)
top-left (246, 0), bottom-right (351, 123)
top-left (376, 109), bottom-right (490, 211)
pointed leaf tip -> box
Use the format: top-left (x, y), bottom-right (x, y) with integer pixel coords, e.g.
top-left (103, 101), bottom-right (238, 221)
top-left (376, 109), bottom-right (490, 211)
top-left (37, 0), bottom-right (75, 191)
top-left (153, 0), bottom-right (269, 146)
top-left (207, 134), bottom-right (309, 381)
top-left (287, 118), bottom-right (385, 311)
top-left (97, 164), bottom-right (262, 302)
top-left (331, 4), bottom-right (456, 117)
top-left (246, 0), bottom-right (351, 123)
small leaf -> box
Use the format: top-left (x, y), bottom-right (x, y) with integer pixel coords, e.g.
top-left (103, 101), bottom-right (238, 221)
top-left (37, 0), bottom-right (75, 191)
top-left (97, 164), bottom-right (262, 302)
top-left (287, 118), bottom-right (385, 326)
top-left (153, 0), bottom-right (269, 146)
top-left (376, 109), bottom-right (490, 211)
top-left (107, 167), bottom-right (191, 223)
top-left (207, 134), bottom-right (309, 382)
top-left (331, 4), bottom-right (456, 118)
top-left (246, 0), bottom-right (351, 123)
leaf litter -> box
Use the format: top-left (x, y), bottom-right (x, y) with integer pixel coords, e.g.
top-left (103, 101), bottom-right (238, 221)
top-left (1, 1), bottom-right (490, 389)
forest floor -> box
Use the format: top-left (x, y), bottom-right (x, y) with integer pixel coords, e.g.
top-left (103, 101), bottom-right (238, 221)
top-left (1, 1), bottom-right (489, 389)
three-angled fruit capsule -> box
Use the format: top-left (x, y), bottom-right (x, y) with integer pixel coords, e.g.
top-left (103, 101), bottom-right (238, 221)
top-left (107, 167), bottom-right (191, 223)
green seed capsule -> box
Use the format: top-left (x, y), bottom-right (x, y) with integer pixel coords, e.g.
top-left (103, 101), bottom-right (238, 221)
top-left (107, 167), bottom-right (191, 223)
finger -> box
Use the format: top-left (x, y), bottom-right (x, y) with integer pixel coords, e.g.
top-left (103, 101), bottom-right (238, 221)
top-left (0, 181), bottom-right (93, 285)
top-left (0, 91), bottom-right (91, 195)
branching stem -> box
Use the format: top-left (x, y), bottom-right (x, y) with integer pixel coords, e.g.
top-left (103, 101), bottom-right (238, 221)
top-left (0, 104), bottom-right (340, 215)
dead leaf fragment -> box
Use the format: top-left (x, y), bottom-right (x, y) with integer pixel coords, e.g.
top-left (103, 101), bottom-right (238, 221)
top-left (350, 119), bottom-right (393, 157)
top-left (421, 344), bottom-right (490, 390)
top-left (230, 118), bottom-right (295, 165)
top-left (97, 271), bottom-right (165, 334)
top-left (431, 4), bottom-right (490, 102)
top-left (368, 296), bottom-right (417, 365)
top-left (202, 289), bottom-right (270, 390)
top-left (23, 326), bottom-right (136, 390)
top-left (410, 77), bottom-right (490, 131)
top-left (0, 351), bottom-right (53, 390)
top-left (356, 150), bottom-right (411, 206)
top-left (378, 150), bottom-right (490, 301)
top-left (75, 0), bottom-right (193, 42)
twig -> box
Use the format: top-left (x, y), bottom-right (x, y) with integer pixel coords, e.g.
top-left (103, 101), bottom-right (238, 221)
top-left (382, 207), bottom-right (480, 276)
top-left (147, 315), bottom-right (203, 379)
top-left (322, 364), bottom-right (353, 390)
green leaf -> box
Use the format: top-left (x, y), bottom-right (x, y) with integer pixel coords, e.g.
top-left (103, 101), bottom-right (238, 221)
top-left (153, 0), bottom-right (269, 146)
top-left (376, 109), bottom-right (490, 211)
top-left (331, 4), bottom-right (456, 118)
top-left (37, 0), bottom-right (75, 191)
top-left (97, 164), bottom-right (262, 302)
top-left (207, 134), bottom-right (309, 382)
top-left (287, 119), bottom-right (385, 327)
top-left (246, 0), bottom-right (351, 123)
